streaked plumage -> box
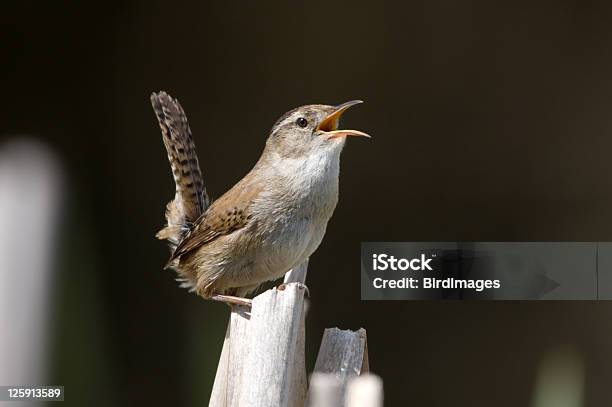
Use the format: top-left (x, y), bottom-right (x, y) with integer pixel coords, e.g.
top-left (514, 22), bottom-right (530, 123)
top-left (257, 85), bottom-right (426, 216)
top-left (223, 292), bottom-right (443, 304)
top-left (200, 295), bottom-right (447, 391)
top-left (151, 92), bottom-right (210, 246)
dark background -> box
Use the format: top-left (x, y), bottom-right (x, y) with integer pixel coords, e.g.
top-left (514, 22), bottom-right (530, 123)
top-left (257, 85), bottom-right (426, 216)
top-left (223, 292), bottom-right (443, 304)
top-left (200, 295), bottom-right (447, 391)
top-left (4, 0), bottom-right (612, 405)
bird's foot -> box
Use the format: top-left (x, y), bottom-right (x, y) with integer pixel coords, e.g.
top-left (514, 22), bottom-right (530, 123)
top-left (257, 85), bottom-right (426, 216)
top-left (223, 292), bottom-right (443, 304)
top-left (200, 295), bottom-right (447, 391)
top-left (211, 294), bottom-right (252, 308)
top-left (276, 282), bottom-right (310, 297)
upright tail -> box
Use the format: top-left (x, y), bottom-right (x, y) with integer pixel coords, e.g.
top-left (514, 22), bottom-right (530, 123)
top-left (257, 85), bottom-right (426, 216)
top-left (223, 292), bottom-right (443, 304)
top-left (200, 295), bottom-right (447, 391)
top-left (150, 91), bottom-right (210, 249)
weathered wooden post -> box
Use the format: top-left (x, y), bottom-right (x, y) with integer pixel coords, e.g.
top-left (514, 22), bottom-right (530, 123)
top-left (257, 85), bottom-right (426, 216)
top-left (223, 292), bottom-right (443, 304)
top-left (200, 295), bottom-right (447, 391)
top-left (208, 260), bottom-right (382, 406)
top-left (209, 261), bottom-right (309, 407)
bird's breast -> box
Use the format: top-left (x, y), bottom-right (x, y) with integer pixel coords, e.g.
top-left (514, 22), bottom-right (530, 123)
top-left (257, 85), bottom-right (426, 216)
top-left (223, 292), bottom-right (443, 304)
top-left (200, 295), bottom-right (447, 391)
top-left (248, 150), bottom-right (342, 276)
top-left (272, 149), bottom-right (341, 220)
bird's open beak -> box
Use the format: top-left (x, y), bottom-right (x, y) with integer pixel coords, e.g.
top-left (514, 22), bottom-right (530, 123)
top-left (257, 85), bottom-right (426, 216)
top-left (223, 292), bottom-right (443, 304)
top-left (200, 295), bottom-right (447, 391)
top-left (317, 100), bottom-right (370, 140)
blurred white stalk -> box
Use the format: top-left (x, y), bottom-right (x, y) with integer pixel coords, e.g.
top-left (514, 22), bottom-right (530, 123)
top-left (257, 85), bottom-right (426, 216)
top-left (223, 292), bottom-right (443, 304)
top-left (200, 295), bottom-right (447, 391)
top-left (346, 374), bottom-right (383, 407)
top-left (0, 139), bottom-right (63, 386)
top-left (531, 346), bottom-right (585, 407)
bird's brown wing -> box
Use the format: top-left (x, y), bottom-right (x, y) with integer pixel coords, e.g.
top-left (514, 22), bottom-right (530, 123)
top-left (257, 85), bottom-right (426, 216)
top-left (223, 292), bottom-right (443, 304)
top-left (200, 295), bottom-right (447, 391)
top-left (151, 91), bottom-right (210, 245)
top-left (165, 179), bottom-right (261, 266)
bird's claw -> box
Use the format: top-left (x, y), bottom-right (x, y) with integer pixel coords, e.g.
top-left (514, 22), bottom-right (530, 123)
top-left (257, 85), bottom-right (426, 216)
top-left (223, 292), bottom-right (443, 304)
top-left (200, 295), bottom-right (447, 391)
top-left (211, 294), bottom-right (252, 308)
top-left (277, 282), bottom-right (310, 297)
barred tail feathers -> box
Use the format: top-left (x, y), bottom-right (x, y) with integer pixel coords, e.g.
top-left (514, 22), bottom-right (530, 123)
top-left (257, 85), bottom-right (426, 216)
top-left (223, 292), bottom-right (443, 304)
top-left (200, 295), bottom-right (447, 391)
top-left (150, 91), bottom-right (210, 247)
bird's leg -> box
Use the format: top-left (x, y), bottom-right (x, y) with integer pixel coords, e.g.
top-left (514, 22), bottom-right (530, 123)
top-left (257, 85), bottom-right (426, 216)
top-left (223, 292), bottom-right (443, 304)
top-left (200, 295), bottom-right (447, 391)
top-left (276, 282), bottom-right (310, 297)
top-left (211, 294), bottom-right (252, 307)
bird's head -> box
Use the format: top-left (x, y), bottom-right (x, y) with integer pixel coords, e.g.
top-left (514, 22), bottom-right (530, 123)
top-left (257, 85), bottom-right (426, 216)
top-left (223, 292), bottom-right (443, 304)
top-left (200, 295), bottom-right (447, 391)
top-left (266, 100), bottom-right (370, 159)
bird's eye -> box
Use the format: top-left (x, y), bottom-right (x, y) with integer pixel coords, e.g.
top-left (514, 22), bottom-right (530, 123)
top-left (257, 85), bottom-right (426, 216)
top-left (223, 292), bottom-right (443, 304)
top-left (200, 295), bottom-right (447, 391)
top-left (296, 117), bottom-right (308, 128)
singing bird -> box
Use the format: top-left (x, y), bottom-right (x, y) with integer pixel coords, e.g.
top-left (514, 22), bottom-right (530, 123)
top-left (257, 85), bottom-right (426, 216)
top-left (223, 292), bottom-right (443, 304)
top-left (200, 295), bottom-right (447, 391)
top-left (151, 92), bottom-right (369, 305)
